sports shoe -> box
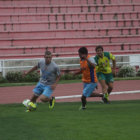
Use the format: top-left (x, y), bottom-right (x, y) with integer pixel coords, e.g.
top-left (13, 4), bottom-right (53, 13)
top-left (25, 109), bottom-right (31, 112)
top-left (49, 96), bottom-right (55, 109)
top-left (79, 106), bottom-right (86, 110)
top-left (28, 102), bottom-right (37, 111)
top-left (102, 93), bottom-right (110, 104)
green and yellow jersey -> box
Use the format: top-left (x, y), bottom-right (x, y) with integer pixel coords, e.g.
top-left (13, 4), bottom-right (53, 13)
top-left (94, 52), bottom-right (115, 74)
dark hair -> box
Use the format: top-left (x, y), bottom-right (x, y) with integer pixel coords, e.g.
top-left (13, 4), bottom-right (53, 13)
top-left (78, 47), bottom-right (88, 54)
top-left (95, 45), bottom-right (104, 52)
top-left (45, 50), bottom-right (52, 56)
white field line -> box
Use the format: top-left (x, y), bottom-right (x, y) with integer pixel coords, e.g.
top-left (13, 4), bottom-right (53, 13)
top-left (55, 90), bottom-right (140, 100)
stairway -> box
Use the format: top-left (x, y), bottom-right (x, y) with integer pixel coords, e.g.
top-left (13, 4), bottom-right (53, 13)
top-left (0, 0), bottom-right (140, 59)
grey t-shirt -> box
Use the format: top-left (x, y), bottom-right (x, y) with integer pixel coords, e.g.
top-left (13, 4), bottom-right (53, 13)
top-left (37, 59), bottom-right (60, 85)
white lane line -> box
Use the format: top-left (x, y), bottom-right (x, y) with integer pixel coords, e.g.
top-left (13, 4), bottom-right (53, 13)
top-left (55, 90), bottom-right (140, 99)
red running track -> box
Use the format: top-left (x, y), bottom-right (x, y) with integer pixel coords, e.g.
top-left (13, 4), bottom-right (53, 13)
top-left (0, 80), bottom-right (140, 104)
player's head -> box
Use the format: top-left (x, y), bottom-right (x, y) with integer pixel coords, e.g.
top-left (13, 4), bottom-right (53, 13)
top-left (95, 45), bottom-right (104, 57)
top-left (44, 50), bottom-right (52, 64)
top-left (78, 47), bottom-right (88, 60)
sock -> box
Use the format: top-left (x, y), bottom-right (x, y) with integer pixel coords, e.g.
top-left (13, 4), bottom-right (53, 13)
top-left (81, 96), bottom-right (87, 107)
top-left (104, 93), bottom-right (109, 98)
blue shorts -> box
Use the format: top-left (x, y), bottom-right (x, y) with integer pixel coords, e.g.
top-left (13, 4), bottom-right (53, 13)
top-left (83, 82), bottom-right (97, 97)
top-left (33, 82), bottom-right (53, 98)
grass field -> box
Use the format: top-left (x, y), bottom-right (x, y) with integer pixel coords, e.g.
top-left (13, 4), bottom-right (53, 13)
top-left (0, 100), bottom-right (140, 140)
top-left (0, 77), bottom-right (140, 87)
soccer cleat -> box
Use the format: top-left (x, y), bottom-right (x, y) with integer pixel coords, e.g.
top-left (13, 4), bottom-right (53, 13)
top-left (23, 99), bottom-right (37, 111)
top-left (79, 106), bottom-right (86, 110)
top-left (102, 93), bottom-right (110, 104)
top-left (25, 109), bottom-right (31, 112)
top-left (49, 96), bottom-right (55, 109)
top-left (28, 102), bottom-right (37, 111)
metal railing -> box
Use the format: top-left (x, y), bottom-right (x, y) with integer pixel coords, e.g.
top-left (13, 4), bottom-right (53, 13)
top-left (0, 54), bottom-right (140, 77)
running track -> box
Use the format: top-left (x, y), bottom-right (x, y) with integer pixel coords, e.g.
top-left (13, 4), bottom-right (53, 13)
top-left (0, 80), bottom-right (140, 104)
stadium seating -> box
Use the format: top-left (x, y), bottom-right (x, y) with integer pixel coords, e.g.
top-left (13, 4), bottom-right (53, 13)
top-left (0, 0), bottom-right (140, 58)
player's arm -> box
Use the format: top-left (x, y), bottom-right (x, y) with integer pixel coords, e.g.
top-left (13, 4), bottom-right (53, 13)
top-left (110, 53), bottom-right (116, 76)
top-left (73, 69), bottom-right (82, 76)
top-left (87, 59), bottom-right (96, 68)
top-left (83, 56), bottom-right (96, 68)
top-left (112, 59), bottom-right (116, 76)
top-left (51, 74), bottom-right (61, 90)
top-left (23, 65), bottom-right (38, 77)
top-left (55, 74), bottom-right (61, 84)
top-left (51, 66), bottom-right (61, 90)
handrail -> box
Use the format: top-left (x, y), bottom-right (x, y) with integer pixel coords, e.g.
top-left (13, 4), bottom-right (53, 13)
top-left (1, 62), bottom-right (140, 70)
top-left (0, 54), bottom-right (140, 77)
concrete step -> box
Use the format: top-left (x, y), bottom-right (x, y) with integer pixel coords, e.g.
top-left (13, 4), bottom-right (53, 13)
top-left (0, 49), bottom-right (140, 59)
top-left (0, 11), bottom-right (139, 22)
top-left (0, 27), bottom-right (140, 39)
top-left (0, 35), bottom-right (139, 47)
top-left (0, 0), bottom-right (136, 7)
top-left (0, 19), bottom-right (139, 31)
top-left (0, 4), bottom-right (139, 14)
top-left (0, 42), bottom-right (140, 55)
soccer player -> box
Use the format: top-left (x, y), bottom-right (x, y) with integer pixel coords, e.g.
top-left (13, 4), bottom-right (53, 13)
top-left (74, 47), bottom-right (105, 110)
top-left (23, 50), bottom-right (61, 111)
top-left (94, 45), bottom-right (116, 103)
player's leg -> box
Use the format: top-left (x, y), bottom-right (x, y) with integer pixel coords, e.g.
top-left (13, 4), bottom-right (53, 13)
top-left (90, 92), bottom-right (103, 97)
top-left (32, 82), bottom-right (43, 102)
top-left (32, 82), bottom-right (44, 101)
top-left (97, 72), bottom-right (109, 103)
top-left (80, 95), bottom-right (87, 109)
top-left (40, 94), bottom-right (51, 102)
top-left (80, 83), bottom-right (98, 110)
top-left (30, 94), bottom-right (39, 103)
top-left (99, 80), bottom-right (108, 95)
top-left (24, 82), bottom-right (43, 112)
top-left (97, 72), bottom-right (107, 93)
top-left (39, 85), bottom-right (55, 109)
top-left (105, 73), bottom-right (114, 95)
top-left (99, 80), bottom-right (109, 103)
top-left (107, 82), bottom-right (113, 94)
top-left (40, 96), bottom-right (55, 109)
top-left (90, 85), bottom-right (103, 97)
top-left (79, 83), bottom-right (89, 110)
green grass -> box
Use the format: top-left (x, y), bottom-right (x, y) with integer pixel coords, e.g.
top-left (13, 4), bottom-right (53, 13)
top-left (0, 77), bottom-right (140, 87)
top-left (0, 100), bottom-right (140, 140)
top-left (0, 80), bottom-right (82, 87)
top-left (114, 76), bottom-right (140, 81)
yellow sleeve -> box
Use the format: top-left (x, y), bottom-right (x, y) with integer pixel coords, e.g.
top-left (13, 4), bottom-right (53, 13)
top-left (110, 53), bottom-right (115, 60)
